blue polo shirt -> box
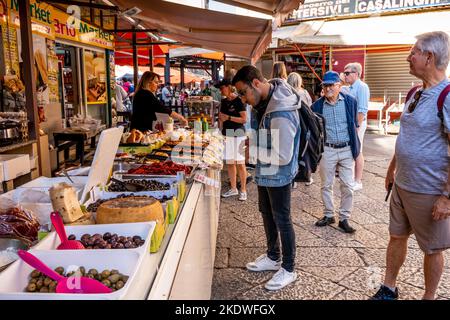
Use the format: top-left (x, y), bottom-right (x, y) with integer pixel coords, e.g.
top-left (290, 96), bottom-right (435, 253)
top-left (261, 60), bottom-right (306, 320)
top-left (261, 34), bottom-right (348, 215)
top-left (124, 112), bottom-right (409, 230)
top-left (323, 93), bottom-right (350, 144)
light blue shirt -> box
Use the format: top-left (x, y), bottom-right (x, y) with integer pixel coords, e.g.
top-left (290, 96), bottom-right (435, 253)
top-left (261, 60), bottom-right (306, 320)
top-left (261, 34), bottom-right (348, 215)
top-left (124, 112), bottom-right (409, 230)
top-left (323, 93), bottom-right (350, 144)
top-left (395, 79), bottom-right (450, 195)
top-left (348, 79), bottom-right (370, 116)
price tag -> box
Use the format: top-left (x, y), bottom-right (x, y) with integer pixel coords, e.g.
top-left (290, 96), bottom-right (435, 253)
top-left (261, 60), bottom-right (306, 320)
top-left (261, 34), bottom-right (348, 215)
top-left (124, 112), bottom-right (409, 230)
top-left (194, 173), bottom-right (219, 188)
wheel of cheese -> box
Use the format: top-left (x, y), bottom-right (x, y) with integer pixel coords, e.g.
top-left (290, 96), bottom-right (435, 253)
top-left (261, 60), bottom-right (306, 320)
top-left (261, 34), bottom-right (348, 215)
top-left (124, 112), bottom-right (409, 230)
top-left (96, 197), bottom-right (164, 224)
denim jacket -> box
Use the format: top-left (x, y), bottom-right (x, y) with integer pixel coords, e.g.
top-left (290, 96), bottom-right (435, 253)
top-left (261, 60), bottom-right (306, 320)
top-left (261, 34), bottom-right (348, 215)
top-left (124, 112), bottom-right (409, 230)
top-left (252, 79), bottom-right (301, 187)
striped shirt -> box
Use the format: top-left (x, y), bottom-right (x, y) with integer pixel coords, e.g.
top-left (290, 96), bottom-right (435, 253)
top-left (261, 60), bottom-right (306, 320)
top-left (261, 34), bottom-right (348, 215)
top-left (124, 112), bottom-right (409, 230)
top-left (323, 93), bottom-right (350, 144)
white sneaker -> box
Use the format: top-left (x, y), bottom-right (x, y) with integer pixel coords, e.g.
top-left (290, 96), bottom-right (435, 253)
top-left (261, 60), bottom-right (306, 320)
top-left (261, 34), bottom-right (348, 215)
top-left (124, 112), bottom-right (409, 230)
top-left (264, 267), bottom-right (298, 291)
top-left (305, 178), bottom-right (314, 186)
top-left (221, 188), bottom-right (239, 198)
top-left (238, 191), bottom-right (247, 201)
top-left (246, 254), bottom-right (281, 272)
top-left (353, 181), bottom-right (363, 191)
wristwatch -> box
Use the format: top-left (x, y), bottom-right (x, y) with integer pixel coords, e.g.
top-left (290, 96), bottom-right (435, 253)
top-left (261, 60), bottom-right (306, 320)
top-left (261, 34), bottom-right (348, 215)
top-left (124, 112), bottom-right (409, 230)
top-left (228, 115), bottom-right (232, 121)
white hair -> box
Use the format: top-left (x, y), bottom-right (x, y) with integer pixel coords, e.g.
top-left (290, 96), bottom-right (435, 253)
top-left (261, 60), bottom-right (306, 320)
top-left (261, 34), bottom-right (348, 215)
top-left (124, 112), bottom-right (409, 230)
top-left (344, 62), bottom-right (363, 78)
top-left (287, 72), bottom-right (303, 90)
top-left (415, 31), bottom-right (450, 71)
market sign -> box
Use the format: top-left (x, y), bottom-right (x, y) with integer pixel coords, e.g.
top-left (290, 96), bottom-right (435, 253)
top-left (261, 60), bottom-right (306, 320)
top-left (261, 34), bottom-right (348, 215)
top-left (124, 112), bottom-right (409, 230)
top-left (8, 0), bottom-right (114, 49)
top-left (290, 0), bottom-right (450, 20)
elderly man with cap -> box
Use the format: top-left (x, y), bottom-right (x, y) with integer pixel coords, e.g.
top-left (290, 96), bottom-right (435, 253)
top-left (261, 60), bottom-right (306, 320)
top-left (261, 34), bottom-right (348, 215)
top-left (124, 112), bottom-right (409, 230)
top-left (312, 71), bottom-right (361, 233)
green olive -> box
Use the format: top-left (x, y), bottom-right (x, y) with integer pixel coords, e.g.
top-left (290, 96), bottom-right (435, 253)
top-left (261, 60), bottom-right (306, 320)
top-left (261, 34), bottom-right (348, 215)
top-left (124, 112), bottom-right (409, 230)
top-left (121, 275), bottom-right (129, 283)
top-left (115, 280), bottom-right (125, 290)
top-left (54, 267), bottom-right (65, 275)
top-left (101, 279), bottom-right (111, 287)
top-left (35, 280), bottom-right (43, 290)
top-left (108, 274), bottom-right (120, 284)
top-left (26, 283), bottom-right (37, 292)
top-left (30, 270), bottom-right (41, 278)
top-left (44, 278), bottom-right (52, 287)
top-left (29, 278), bottom-right (38, 284)
top-left (88, 268), bottom-right (98, 276)
top-left (39, 287), bottom-right (49, 293)
top-left (110, 269), bottom-right (119, 275)
top-left (101, 270), bottom-right (111, 279)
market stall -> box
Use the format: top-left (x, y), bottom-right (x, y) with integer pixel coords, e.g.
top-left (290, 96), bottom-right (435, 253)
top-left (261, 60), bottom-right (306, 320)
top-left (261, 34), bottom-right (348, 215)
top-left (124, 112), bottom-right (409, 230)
top-left (0, 124), bottom-right (224, 299)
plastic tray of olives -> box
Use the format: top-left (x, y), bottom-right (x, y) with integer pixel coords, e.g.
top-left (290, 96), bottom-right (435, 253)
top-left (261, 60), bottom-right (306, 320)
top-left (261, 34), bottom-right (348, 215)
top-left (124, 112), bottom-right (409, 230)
top-left (0, 249), bottom-right (141, 299)
top-left (32, 222), bottom-right (156, 255)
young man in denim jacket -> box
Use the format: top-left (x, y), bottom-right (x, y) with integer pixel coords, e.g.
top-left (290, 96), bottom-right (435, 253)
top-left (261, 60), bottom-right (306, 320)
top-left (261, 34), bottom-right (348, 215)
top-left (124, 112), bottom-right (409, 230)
top-left (232, 65), bottom-right (301, 291)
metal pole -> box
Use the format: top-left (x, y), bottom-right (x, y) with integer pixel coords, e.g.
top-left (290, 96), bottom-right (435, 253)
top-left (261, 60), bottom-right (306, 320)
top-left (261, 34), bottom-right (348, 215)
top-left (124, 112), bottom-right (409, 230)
top-left (149, 46), bottom-right (153, 72)
top-left (18, 0), bottom-right (42, 175)
top-left (322, 45), bottom-right (326, 75)
top-left (329, 46), bottom-right (333, 71)
top-left (180, 59), bottom-right (185, 89)
top-left (164, 53), bottom-right (170, 85)
top-left (132, 27), bottom-right (138, 86)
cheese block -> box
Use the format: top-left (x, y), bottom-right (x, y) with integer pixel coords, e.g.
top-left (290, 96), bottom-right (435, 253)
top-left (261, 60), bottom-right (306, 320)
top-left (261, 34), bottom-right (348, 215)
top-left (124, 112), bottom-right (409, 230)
top-left (96, 196), bottom-right (164, 224)
top-left (67, 212), bottom-right (96, 226)
top-left (49, 183), bottom-right (84, 223)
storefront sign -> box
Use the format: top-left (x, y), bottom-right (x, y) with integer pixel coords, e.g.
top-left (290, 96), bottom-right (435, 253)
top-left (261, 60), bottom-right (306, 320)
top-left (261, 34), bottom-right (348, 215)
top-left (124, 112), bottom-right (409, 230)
top-left (8, 0), bottom-right (114, 49)
top-left (291, 0), bottom-right (450, 20)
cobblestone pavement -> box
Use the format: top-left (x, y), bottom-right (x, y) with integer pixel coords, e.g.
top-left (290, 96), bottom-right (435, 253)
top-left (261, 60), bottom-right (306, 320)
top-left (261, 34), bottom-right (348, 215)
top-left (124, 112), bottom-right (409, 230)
top-left (211, 133), bottom-right (450, 300)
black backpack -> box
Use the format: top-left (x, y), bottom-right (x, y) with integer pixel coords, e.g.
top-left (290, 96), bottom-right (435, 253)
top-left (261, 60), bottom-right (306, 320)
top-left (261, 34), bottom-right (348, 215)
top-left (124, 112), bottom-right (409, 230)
top-left (294, 100), bottom-right (326, 182)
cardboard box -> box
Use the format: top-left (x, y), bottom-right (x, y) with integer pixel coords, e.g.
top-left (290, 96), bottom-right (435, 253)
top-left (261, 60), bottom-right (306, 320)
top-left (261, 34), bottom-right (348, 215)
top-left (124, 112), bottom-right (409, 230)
top-left (0, 154), bottom-right (31, 181)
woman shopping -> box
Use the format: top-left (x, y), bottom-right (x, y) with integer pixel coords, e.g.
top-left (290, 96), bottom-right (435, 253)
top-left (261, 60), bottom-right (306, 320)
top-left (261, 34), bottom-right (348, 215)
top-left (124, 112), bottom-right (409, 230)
top-left (217, 79), bottom-right (248, 201)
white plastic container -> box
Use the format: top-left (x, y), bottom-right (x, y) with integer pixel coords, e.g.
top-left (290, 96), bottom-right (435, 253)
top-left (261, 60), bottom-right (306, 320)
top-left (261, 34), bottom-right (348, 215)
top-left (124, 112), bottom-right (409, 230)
top-left (0, 154), bottom-right (30, 180)
top-left (0, 249), bottom-right (141, 300)
top-left (33, 222), bottom-right (156, 257)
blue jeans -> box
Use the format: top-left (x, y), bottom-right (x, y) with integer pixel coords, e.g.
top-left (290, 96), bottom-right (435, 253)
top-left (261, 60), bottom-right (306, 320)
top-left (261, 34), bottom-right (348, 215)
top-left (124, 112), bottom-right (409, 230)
top-left (258, 184), bottom-right (296, 272)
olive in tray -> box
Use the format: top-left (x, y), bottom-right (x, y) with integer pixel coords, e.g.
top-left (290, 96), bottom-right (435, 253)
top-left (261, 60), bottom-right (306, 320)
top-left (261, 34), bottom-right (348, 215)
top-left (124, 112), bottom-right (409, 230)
top-left (108, 179), bottom-right (170, 192)
top-left (67, 232), bottom-right (145, 249)
top-left (26, 267), bottom-right (129, 292)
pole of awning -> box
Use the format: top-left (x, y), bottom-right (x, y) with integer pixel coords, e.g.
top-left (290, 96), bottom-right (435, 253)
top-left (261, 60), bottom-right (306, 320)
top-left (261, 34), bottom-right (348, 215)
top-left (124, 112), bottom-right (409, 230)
top-left (180, 59), bottom-right (185, 89)
top-left (149, 46), bottom-right (153, 72)
top-left (132, 27), bottom-right (138, 87)
top-left (164, 53), bottom-right (170, 85)
top-left (329, 46), bottom-right (333, 71)
top-left (18, 0), bottom-right (41, 175)
top-left (322, 46), bottom-right (326, 75)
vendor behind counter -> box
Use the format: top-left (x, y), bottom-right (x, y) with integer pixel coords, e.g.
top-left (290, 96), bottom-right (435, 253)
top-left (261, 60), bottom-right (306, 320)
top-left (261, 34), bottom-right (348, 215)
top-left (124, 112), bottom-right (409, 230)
top-left (130, 72), bottom-right (187, 131)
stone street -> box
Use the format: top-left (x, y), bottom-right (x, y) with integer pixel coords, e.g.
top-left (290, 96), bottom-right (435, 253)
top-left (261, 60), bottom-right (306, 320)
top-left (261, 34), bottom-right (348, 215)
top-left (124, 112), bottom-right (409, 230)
top-left (212, 133), bottom-right (450, 300)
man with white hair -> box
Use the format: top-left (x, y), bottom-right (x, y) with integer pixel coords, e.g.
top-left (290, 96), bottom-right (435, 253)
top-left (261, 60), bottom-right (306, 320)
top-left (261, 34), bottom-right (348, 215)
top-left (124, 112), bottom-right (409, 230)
top-left (371, 31), bottom-right (450, 300)
top-left (344, 62), bottom-right (370, 191)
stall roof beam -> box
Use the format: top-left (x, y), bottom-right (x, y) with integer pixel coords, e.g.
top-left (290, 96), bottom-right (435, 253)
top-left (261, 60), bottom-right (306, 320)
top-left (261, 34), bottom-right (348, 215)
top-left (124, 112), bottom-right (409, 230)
top-left (105, 28), bottom-right (159, 33)
top-left (115, 42), bottom-right (181, 49)
top-left (45, 0), bottom-right (119, 11)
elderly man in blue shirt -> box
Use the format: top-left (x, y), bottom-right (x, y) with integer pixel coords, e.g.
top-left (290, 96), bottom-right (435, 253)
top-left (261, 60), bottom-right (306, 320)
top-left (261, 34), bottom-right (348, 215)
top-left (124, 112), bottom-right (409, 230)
top-left (312, 71), bottom-right (361, 233)
top-left (344, 62), bottom-right (370, 191)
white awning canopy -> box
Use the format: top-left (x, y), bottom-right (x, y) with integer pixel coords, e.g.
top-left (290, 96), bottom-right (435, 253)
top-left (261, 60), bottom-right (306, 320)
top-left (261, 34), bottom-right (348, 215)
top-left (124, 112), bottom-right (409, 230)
top-left (274, 11), bottom-right (450, 46)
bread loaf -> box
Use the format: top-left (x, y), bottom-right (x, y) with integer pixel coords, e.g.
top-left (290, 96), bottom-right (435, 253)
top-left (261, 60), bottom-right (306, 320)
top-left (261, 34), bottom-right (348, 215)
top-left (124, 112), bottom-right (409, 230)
top-left (49, 183), bottom-right (84, 223)
top-left (96, 196), bottom-right (164, 224)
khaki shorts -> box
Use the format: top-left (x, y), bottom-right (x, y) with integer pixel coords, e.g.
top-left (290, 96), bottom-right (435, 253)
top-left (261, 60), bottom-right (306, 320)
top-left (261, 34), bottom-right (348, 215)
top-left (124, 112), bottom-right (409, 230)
top-left (389, 183), bottom-right (450, 254)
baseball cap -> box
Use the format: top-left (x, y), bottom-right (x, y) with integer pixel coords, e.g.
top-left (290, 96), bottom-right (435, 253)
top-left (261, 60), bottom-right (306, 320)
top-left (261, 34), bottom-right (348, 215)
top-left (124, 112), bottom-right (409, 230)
top-left (322, 71), bottom-right (340, 85)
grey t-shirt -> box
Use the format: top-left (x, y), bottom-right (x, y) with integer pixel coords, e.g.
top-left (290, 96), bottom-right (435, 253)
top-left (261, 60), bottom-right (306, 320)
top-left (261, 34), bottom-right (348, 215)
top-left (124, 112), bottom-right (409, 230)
top-left (395, 79), bottom-right (450, 195)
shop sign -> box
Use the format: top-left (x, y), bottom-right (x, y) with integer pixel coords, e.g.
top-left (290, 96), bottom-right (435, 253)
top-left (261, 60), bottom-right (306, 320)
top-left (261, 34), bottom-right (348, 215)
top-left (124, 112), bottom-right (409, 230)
top-left (52, 8), bottom-right (114, 49)
top-left (8, 0), bottom-right (54, 37)
top-left (290, 0), bottom-right (450, 20)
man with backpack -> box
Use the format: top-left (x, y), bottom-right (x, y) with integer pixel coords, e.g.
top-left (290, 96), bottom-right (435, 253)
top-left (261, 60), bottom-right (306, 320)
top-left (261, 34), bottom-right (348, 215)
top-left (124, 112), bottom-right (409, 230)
top-left (371, 31), bottom-right (450, 301)
top-left (312, 71), bottom-right (361, 234)
top-left (232, 65), bottom-right (301, 291)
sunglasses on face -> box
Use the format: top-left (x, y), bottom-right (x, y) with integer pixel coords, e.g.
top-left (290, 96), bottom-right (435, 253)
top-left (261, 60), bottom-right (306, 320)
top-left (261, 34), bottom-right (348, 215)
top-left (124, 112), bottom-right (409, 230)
top-left (343, 71), bottom-right (356, 76)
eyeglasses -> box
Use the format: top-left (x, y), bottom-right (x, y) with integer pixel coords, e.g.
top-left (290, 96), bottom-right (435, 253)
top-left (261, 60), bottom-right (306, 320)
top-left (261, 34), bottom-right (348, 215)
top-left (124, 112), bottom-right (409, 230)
top-left (343, 71), bottom-right (356, 76)
top-left (237, 86), bottom-right (250, 98)
top-left (407, 89), bottom-right (423, 113)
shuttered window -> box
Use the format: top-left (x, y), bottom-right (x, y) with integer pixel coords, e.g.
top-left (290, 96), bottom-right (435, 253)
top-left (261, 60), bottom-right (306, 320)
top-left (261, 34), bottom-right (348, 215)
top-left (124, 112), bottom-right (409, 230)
top-left (365, 51), bottom-right (420, 103)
